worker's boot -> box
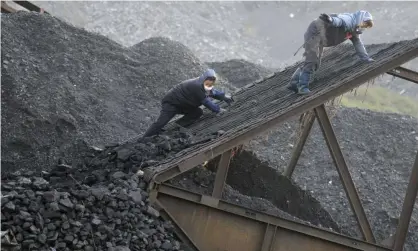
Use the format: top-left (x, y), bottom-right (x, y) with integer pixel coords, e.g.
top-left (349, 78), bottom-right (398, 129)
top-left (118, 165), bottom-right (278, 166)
top-left (297, 69), bottom-right (312, 95)
top-left (287, 67), bottom-right (301, 93)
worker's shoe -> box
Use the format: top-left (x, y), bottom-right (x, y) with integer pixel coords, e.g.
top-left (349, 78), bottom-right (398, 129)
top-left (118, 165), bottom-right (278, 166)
top-left (297, 69), bottom-right (312, 95)
top-left (297, 87), bottom-right (311, 95)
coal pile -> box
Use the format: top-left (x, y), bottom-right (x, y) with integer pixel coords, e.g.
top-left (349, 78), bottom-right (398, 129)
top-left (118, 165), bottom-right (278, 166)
top-left (1, 174), bottom-right (180, 251)
top-left (1, 132), bottom-right (192, 251)
top-left (1, 12), bottom-right (221, 175)
top-left (207, 59), bottom-right (274, 88)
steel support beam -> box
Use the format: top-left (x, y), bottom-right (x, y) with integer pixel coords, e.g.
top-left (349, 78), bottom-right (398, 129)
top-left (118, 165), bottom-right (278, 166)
top-left (212, 150), bottom-right (232, 198)
top-left (148, 47), bottom-right (418, 184)
top-left (387, 66), bottom-right (418, 84)
top-left (1, 2), bottom-right (17, 13)
top-left (13, 1), bottom-right (48, 14)
top-left (154, 184), bottom-right (390, 251)
top-left (314, 104), bottom-right (376, 243)
top-left (393, 151), bottom-right (418, 251)
top-left (284, 111), bottom-right (316, 178)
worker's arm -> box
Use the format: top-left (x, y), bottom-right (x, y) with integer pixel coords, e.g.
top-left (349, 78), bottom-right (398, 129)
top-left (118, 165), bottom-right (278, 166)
top-left (350, 35), bottom-right (373, 61)
top-left (209, 89), bottom-right (234, 105)
top-left (201, 97), bottom-right (220, 113)
top-left (209, 89), bottom-right (226, 101)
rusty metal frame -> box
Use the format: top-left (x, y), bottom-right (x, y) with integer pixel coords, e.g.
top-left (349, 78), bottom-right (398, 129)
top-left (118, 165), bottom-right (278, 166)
top-left (148, 47), bottom-right (418, 185)
top-left (386, 66), bottom-right (418, 84)
top-left (393, 151), bottom-right (418, 251)
top-left (212, 150), bottom-right (233, 198)
top-left (284, 111), bottom-right (316, 178)
top-left (13, 1), bottom-right (48, 14)
top-left (153, 184), bottom-right (391, 251)
top-left (314, 104), bottom-right (376, 243)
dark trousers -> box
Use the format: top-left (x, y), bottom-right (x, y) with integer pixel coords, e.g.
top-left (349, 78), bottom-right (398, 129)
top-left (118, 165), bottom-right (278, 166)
top-left (143, 102), bottom-right (203, 137)
top-left (290, 20), bottom-right (324, 89)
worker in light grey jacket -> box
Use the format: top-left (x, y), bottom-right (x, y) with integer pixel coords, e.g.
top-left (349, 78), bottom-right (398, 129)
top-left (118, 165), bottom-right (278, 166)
top-left (288, 10), bottom-right (375, 95)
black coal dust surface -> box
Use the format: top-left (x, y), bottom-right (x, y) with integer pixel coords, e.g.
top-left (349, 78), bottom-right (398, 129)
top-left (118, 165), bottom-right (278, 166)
top-left (1, 12), bottom-right (212, 175)
top-left (247, 108), bottom-right (418, 250)
top-left (207, 59), bottom-right (274, 88)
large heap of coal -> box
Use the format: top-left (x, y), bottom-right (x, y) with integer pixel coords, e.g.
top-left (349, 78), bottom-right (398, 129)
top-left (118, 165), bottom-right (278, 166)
top-left (1, 132), bottom-right (193, 251)
top-left (207, 59), bottom-right (274, 88)
top-left (1, 12), bottom-right (210, 174)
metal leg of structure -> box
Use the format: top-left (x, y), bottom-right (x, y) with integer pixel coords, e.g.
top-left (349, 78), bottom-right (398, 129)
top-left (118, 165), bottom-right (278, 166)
top-left (212, 150), bottom-right (233, 198)
top-left (393, 151), bottom-right (418, 251)
top-left (386, 66), bottom-right (418, 84)
top-left (314, 104), bottom-right (376, 243)
top-left (284, 111), bottom-right (316, 178)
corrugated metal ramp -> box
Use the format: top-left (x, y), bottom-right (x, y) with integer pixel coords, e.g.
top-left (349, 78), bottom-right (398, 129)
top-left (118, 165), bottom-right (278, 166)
top-left (145, 38), bottom-right (418, 182)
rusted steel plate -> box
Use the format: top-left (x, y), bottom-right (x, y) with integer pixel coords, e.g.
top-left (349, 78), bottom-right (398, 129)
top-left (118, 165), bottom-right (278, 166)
top-left (155, 184), bottom-right (391, 251)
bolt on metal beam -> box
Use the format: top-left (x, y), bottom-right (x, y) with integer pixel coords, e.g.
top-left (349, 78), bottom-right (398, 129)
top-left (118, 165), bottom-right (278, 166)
top-left (393, 151), bottom-right (418, 251)
top-left (314, 104), bottom-right (376, 243)
top-left (284, 111), bottom-right (316, 178)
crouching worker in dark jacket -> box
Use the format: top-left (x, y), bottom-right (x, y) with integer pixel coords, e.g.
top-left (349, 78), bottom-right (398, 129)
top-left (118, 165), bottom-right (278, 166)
top-left (143, 69), bottom-right (233, 137)
top-left (288, 10), bottom-right (374, 95)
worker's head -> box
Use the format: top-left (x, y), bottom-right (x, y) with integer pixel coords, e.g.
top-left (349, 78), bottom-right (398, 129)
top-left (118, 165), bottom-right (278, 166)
top-left (200, 69), bottom-right (217, 91)
top-left (357, 11), bottom-right (373, 30)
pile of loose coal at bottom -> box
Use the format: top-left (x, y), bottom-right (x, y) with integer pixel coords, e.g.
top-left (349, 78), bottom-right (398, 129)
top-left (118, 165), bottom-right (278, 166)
top-left (1, 131), bottom-right (202, 251)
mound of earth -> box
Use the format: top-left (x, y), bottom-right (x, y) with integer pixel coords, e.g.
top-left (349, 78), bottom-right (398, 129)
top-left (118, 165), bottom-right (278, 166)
top-left (247, 107), bottom-right (418, 250)
top-left (207, 59), bottom-right (274, 88)
top-left (1, 12), bottom-right (220, 174)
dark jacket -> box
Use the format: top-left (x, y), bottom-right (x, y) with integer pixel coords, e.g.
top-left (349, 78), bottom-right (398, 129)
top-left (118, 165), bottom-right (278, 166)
top-left (162, 69), bottom-right (225, 113)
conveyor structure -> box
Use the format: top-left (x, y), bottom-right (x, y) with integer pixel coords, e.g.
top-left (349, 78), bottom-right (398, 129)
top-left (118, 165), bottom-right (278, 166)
top-left (144, 38), bottom-right (418, 251)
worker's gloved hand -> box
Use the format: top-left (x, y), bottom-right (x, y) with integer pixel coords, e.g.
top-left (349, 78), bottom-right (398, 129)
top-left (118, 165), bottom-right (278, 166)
top-left (216, 108), bottom-right (227, 116)
top-left (223, 96), bottom-right (234, 106)
top-left (362, 57), bottom-right (375, 63)
top-left (319, 13), bottom-right (332, 23)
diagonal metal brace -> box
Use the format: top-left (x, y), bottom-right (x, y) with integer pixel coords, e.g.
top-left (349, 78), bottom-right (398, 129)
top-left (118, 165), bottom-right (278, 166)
top-left (284, 111), bottom-right (316, 178)
top-left (393, 151), bottom-right (418, 251)
top-left (314, 104), bottom-right (376, 243)
top-left (212, 150), bottom-right (233, 198)
top-left (386, 66), bottom-right (418, 84)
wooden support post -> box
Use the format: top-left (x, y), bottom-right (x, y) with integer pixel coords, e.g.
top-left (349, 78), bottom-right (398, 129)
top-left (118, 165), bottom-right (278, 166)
top-left (314, 104), bottom-right (376, 243)
top-left (212, 150), bottom-right (233, 198)
top-left (284, 111), bottom-right (316, 178)
top-left (393, 151), bottom-right (418, 251)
